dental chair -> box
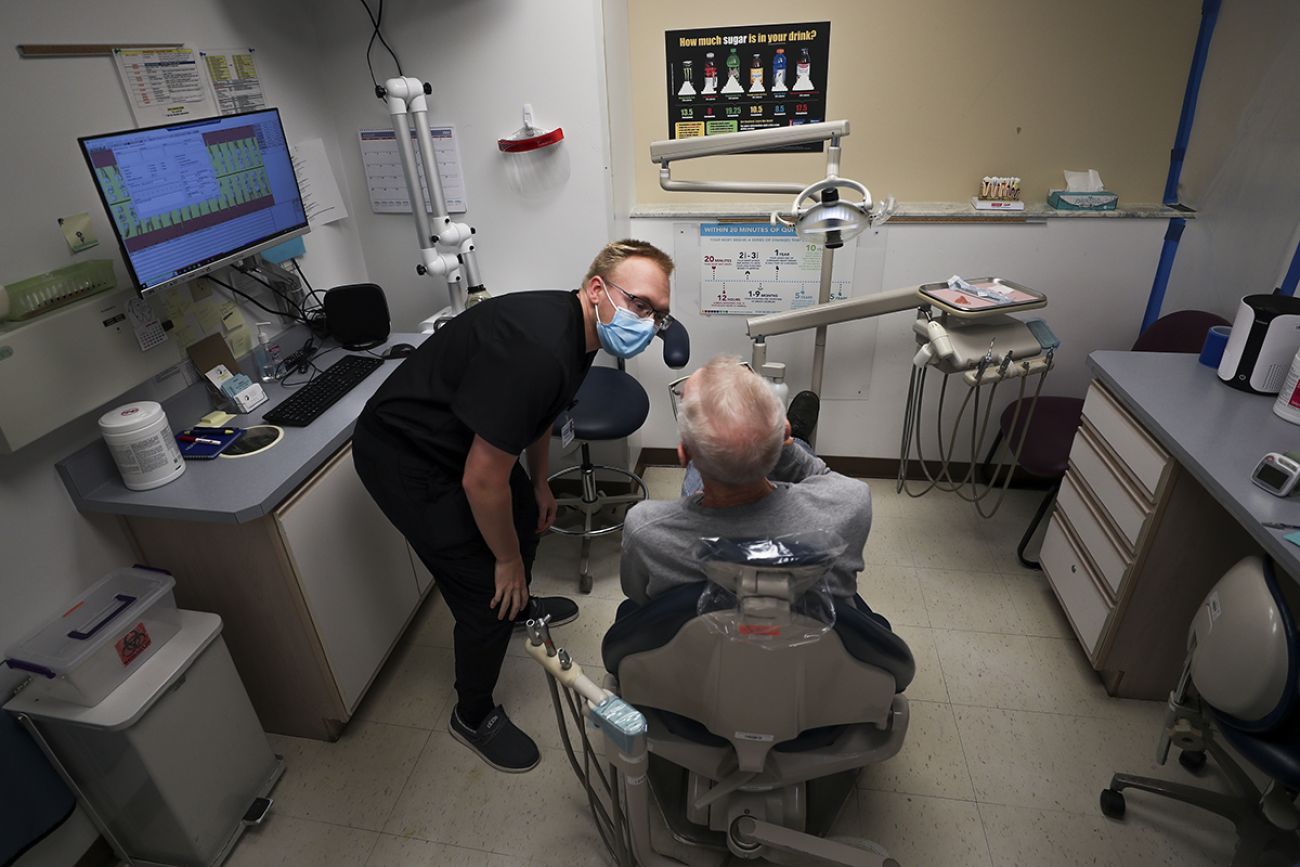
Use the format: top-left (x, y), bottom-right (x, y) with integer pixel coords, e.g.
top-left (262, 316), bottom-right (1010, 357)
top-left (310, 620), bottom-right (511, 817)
top-left (524, 534), bottom-right (914, 867)
top-left (1101, 555), bottom-right (1300, 866)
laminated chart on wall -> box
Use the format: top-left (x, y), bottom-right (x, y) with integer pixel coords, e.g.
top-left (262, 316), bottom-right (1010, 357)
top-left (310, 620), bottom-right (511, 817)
top-left (200, 48), bottom-right (267, 115)
top-left (665, 22), bottom-right (831, 152)
top-left (358, 127), bottom-right (467, 214)
top-left (113, 47), bottom-right (218, 126)
top-left (698, 223), bottom-right (856, 315)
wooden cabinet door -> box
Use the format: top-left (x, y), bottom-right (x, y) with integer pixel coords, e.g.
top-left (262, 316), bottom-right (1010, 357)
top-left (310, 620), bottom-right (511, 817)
top-left (276, 444), bottom-right (419, 711)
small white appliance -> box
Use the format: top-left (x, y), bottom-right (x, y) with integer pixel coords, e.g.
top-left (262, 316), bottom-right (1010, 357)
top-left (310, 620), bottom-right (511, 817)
top-left (1218, 294), bottom-right (1300, 394)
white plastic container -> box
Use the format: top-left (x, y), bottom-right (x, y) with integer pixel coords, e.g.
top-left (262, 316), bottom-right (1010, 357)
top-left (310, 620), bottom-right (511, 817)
top-left (98, 401), bottom-right (185, 491)
top-left (4, 567), bottom-right (180, 706)
top-left (1275, 348), bottom-right (1300, 425)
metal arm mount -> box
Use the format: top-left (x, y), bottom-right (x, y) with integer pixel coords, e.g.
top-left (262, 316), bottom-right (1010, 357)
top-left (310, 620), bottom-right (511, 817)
top-left (382, 76), bottom-right (483, 319)
top-left (649, 121), bottom-right (851, 197)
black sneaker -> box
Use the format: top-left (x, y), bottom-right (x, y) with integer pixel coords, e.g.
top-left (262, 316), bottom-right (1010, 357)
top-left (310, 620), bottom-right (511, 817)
top-left (787, 390), bottom-right (821, 442)
top-left (449, 705), bottom-right (540, 773)
top-left (513, 595), bottom-right (579, 630)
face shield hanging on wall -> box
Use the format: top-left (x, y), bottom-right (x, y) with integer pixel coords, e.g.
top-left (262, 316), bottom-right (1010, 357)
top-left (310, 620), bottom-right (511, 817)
top-left (498, 104), bottom-right (570, 199)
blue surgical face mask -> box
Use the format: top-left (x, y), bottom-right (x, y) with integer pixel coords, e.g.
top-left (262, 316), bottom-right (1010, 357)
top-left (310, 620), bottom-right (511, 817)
top-left (595, 281), bottom-right (656, 358)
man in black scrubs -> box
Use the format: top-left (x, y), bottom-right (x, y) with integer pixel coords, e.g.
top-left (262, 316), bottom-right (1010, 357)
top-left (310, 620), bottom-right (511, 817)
top-left (353, 239), bottom-right (674, 772)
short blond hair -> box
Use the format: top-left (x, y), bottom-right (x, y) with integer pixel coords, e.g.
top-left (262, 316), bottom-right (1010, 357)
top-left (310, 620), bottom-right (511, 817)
top-left (582, 239), bottom-right (675, 286)
top-left (678, 356), bottom-right (785, 486)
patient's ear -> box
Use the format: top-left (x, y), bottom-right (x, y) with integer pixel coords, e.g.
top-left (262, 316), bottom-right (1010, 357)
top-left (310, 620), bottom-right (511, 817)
top-left (676, 443), bottom-right (689, 467)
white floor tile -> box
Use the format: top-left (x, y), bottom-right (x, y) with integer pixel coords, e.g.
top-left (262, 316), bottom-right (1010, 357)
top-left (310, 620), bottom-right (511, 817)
top-left (979, 799), bottom-right (1236, 867)
top-left (917, 567), bottom-right (1026, 634)
top-left (383, 734), bottom-right (609, 860)
top-left (529, 533), bottom-right (625, 600)
top-left (856, 789), bottom-right (993, 866)
top-left (266, 722), bottom-right (429, 831)
top-left (354, 642), bottom-right (456, 730)
top-left (861, 515), bottom-right (915, 568)
top-left (907, 519), bottom-right (1002, 574)
top-left (858, 700), bottom-right (975, 800)
top-left (1001, 570), bottom-right (1074, 639)
top-left (859, 563), bottom-right (928, 627)
top-left (953, 705), bottom-right (1231, 817)
top-left (226, 815), bottom-right (378, 867)
top-left (892, 625), bottom-right (949, 703)
top-left (643, 465), bottom-right (686, 501)
top-left (365, 834), bottom-right (527, 866)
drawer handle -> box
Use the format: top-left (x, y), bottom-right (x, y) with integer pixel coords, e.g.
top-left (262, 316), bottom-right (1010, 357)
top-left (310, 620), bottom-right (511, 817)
top-left (1071, 565), bottom-right (1078, 573)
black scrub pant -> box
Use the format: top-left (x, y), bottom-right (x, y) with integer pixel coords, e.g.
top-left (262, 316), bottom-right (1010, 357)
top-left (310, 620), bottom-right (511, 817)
top-left (352, 421), bottom-right (540, 728)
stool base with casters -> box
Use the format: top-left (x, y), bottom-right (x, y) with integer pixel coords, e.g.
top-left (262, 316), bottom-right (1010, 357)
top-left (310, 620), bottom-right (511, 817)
top-left (548, 442), bottom-right (647, 593)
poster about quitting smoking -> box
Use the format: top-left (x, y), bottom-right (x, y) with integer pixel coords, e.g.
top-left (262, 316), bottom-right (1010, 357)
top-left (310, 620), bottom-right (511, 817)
top-left (665, 22), bottom-right (830, 153)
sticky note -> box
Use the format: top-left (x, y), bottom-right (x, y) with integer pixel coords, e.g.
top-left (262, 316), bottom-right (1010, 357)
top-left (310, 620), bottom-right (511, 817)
top-left (1285, 531), bottom-right (1300, 548)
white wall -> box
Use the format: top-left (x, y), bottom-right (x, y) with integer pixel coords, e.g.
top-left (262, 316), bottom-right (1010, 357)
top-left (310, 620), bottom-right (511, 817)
top-left (628, 217), bottom-right (1169, 457)
top-left (1164, 0), bottom-right (1300, 317)
top-left (0, 4), bottom-right (368, 860)
top-left (308, 0), bottom-right (619, 330)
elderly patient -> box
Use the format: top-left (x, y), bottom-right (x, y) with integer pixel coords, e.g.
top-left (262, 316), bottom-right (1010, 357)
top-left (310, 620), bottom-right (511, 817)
top-left (620, 355), bottom-right (874, 608)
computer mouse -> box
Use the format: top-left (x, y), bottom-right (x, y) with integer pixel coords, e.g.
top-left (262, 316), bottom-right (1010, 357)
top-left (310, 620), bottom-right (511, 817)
top-left (386, 343), bottom-right (416, 359)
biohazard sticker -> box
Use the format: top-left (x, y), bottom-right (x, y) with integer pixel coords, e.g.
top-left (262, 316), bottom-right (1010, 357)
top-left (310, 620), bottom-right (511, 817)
top-left (116, 622), bottom-right (152, 666)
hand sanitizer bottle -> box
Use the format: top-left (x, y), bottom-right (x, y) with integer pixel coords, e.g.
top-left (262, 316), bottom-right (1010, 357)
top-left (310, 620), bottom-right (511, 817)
top-left (254, 322), bottom-right (277, 382)
top-left (761, 362), bottom-right (789, 407)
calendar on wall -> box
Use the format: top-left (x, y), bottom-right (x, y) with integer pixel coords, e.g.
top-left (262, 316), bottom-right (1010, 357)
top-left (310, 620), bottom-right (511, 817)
top-left (358, 126), bottom-right (467, 214)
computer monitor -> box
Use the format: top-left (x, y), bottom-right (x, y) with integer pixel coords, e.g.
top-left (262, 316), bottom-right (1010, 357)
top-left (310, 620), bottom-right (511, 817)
top-left (79, 108), bottom-right (309, 294)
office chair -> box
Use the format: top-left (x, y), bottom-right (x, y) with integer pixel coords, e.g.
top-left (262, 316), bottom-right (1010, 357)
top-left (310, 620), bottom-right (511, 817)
top-left (982, 309), bottom-right (1229, 568)
top-left (548, 321), bottom-right (690, 592)
top-left (1100, 555), bottom-right (1300, 867)
top-left (598, 535), bottom-right (914, 865)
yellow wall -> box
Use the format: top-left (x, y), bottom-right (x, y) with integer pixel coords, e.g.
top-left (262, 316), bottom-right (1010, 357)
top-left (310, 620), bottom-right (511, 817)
top-left (629, 0), bottom-right (1199, 205)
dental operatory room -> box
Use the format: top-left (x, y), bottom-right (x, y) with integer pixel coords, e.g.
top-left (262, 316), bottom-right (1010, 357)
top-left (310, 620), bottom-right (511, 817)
top-left (6, 1), bottom-right (1300, 866)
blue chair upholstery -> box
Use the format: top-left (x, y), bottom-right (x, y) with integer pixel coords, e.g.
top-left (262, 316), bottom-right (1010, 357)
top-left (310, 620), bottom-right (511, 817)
top-left (551, 366), bottom-right (649, 441)
top-left (603, 583), bottom-right (915, 692)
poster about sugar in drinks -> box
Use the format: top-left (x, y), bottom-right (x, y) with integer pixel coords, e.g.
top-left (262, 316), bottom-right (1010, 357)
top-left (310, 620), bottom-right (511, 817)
top-left (664, 22), bottom-right (830, 153)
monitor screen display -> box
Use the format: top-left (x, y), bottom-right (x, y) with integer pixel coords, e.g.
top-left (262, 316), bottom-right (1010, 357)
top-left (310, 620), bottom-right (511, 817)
top-left (80, 108), bottom-right (308, 293)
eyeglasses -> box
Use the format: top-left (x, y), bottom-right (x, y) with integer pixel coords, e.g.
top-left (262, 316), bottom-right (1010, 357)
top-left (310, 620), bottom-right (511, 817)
top-left (602, 277), bottom-right (674, 333)
top-left (668, 361), bottom-right (753, 419)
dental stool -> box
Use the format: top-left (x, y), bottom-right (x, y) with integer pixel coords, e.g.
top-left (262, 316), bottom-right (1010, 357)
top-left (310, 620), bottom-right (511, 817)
top-left (601, 535), bottom-right (914, 865)
top-left (548, 365), bottom-right (650, 593)
top-left (548, 322), bottom-right (690, 594)
top-left (1101, 555), bottom-right (1300, 866)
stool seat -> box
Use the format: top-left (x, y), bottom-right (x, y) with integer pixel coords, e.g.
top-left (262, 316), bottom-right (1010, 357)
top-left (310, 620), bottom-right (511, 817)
top-left (998, 395), bottom-right (1084, 479)
top-left (553, 366), bottom-right (649, 441)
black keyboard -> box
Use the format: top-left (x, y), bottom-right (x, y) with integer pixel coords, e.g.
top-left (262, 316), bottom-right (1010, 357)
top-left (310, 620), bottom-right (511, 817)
top-left (263, 355), bottom-right (385, 427)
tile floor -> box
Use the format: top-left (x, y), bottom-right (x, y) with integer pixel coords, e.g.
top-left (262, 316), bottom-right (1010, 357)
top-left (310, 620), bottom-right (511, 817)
top-left (227, 470), bottom-right (1244, 866)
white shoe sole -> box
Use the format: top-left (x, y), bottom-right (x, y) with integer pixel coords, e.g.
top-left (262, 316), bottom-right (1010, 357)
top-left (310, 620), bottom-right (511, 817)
top-left (448, 718), bottom-right (540, 774)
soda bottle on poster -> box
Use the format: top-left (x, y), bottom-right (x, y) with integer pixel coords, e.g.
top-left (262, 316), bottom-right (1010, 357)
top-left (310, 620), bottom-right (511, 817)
top-left (793, 47), bottom-right (814, 92)
top-left (703, 52), bottom-right (717, 94)
top-left (772, 48), bottom-right (787, 93)
top-left (722, 47), bottom-right (744, 93)
top-left (748, 53), bottom-right (764, 93)
top-left (679, 59), bottom-right (696, 96)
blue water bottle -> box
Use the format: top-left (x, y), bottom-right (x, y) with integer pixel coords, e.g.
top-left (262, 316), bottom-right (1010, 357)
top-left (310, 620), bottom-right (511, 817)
top-left (772, 48), bottom-right (787, 91)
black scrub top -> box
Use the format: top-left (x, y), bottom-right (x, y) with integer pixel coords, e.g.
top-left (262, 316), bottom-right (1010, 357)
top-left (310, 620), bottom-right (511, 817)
top-left (359, 290), bottom-right (595, 484)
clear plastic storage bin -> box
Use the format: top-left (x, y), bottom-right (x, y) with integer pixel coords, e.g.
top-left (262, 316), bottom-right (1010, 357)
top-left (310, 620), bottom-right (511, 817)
top-left (5, 567), bottom-right (179, 707)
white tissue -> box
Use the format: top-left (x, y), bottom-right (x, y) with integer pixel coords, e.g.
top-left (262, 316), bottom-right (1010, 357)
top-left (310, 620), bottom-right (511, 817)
top-left (947, 275), bottom-right (974, 292)
top-left (1064, 169), bottom-right (1104, 192)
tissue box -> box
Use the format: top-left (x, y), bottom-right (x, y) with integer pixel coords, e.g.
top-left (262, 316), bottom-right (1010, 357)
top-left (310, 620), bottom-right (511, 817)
top-left (1047, 189), bottom-right (1118, 210)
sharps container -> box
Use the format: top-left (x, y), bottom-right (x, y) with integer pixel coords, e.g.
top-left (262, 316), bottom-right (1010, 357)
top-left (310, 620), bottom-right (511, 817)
top-left (4, 567), bottom-right (181, 706)
top-left (98, 401), bottom-right (185, 491)
top-left (4, 607), bottom-right (283, 867)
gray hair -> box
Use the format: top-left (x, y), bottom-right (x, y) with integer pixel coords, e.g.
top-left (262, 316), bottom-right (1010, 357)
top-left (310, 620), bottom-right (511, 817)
top-left (678, 356), bottom-right (785, 486)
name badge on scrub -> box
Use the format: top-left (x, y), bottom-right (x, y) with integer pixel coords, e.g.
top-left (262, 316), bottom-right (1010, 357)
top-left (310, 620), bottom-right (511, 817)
top-left (560, 415), bottom-right (575, 448)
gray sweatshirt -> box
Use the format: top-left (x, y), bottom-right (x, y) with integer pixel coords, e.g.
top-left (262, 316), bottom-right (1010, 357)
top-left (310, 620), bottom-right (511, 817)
top-left (620, 445), bottom-right (873, 606)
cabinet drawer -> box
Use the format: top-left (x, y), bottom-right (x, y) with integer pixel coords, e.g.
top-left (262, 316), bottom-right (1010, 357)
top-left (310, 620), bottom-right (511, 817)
top-left (1068, 427), bottom-right (1152, 549)
top-left (1082, 384), bottom-right (1170, 499)
top-left (1055, 473), bottom-right (1130, 596)
top-left (1041, 516), bottom-right (1112, 657)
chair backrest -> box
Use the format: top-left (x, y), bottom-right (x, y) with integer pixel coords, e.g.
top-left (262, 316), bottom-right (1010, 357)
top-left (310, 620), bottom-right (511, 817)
top-left (1189, 555), bottom-right (1300, 732)
top-left (605, 537), bottom-right (913, 772)
top-left (1131, 309), bottom-right (1230, 353)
